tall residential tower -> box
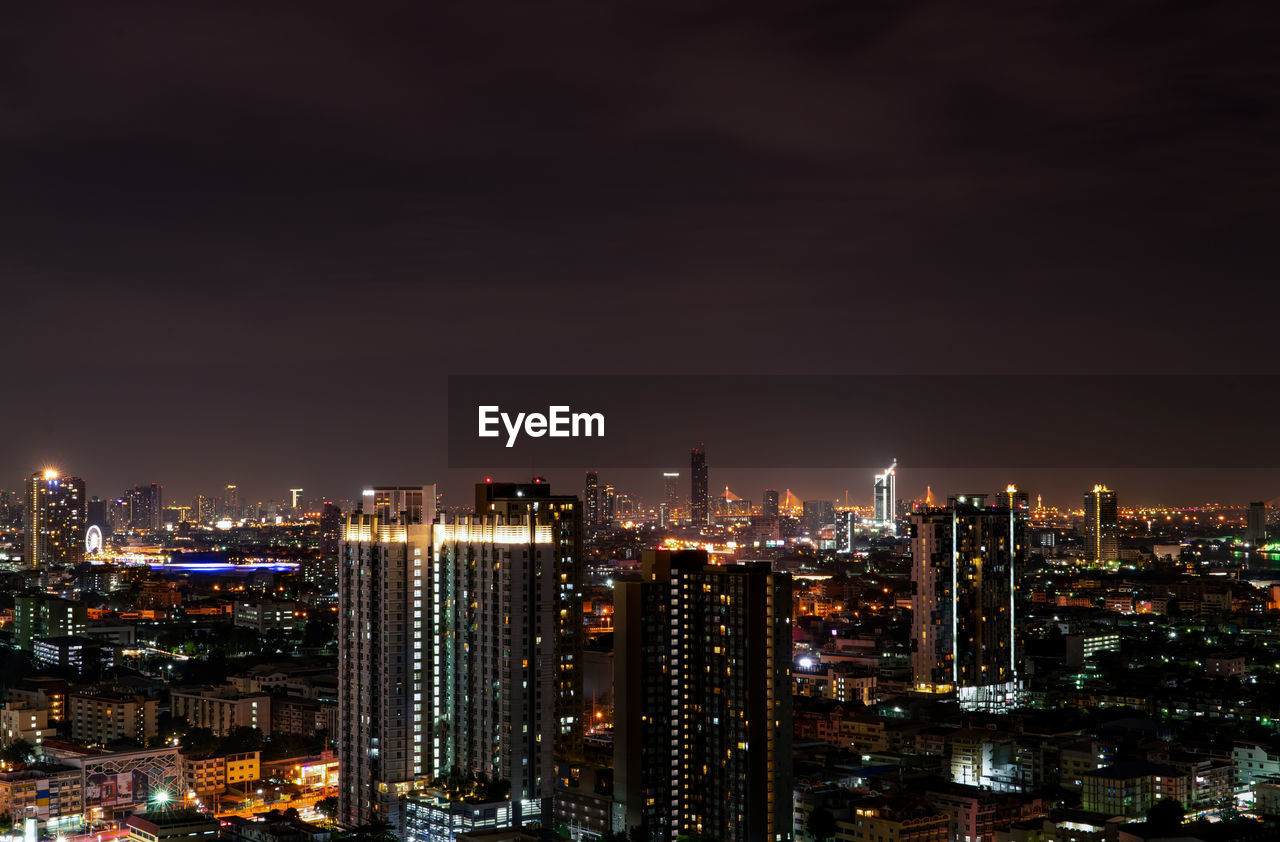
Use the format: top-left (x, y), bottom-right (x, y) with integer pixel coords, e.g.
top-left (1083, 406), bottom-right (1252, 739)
top-left (910, 494), bottom-right (1022, 711)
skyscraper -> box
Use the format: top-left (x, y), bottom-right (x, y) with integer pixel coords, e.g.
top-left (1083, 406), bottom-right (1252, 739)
top-left (223, 484), bottom-right (240, 520)
top-left (690, 444), bottom-right (708, 527)
top-left (614, 550), bottom-right (792, 842)
top-left (24, 470), bottom-right (87, 568)
top-left (194, 494), bottom-right (216, 525)
top-left (602, 483), bottom-right (616, 525)
top-left (307, 501), bottom-right (342, 590)
top-left (126, 483), bottom-right (163, 533)
top-left (660, 471), bottom-right (680, 522)
top-left (873, 459), bottom-right (897, 533)
top-left (910, 494), bottom-right (1022, 711)
top-left (337, 487), bottom-right (436, 832)
top-left (1247, 501), bottom-right (1267, 545)
top-left (584, 471), bottom-right (599, 528)
top-left (762, 489), bottom-right (779, 518)
top-left (339, 479), bottom-right (577, 835)
top-left (802, 499), bottom-right (834, 536)
top-left (429, 503), bottom-right (562, 828)
top-left (474, 480), bottom-right (584, 760)
top-left (1083, 484), bottom-right (1119, 563)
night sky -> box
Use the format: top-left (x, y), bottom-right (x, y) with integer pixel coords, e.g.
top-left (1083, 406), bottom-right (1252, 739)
top-left (3, 1), bottom-right (1278, 508)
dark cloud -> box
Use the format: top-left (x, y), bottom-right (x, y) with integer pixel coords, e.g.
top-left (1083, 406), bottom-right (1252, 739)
top-left (1, 1), bottom-right (1278, 503)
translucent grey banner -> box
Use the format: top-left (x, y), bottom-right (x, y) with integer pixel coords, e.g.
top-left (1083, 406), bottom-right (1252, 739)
top-left (446, 374), bottom-right (1280, 469)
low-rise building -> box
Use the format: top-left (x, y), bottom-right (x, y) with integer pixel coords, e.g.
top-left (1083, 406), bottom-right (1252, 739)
top-left (1081, 762), bottom-right (1188, 818)
top-left (33, 635), bottom-right (114, 676)
top-left (170, 686), bottom-right (270, 736)
top-left (0, 703), bottom-right (53, 746)
top-left (68, 688), bottom-right (157, 746)
top-left (0, 764), bottom-right (82, 831)
top-left (125, 810), bottom-right (219, 842)
top-left (180, 749), bottom-right (260, 797)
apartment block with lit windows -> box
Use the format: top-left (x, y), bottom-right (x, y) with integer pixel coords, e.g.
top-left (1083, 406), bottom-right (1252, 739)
top-left (614, 549), bottom-right (793, 842)
top-left (68, 689), bottom-right (158, 745)
top-left (170, 687), bottom-right (270, 737)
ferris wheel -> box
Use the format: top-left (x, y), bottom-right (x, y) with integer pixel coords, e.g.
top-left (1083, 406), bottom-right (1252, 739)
top-left (85, 524), bottom-right (103, 555)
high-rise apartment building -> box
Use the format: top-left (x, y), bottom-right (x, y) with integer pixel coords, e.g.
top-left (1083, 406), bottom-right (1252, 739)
top-left (873, 460), bottom-right (897, 534)
top-left (584, 472), bottom-right (599, 528)
top-left (429, 507), bottom-right (561, 829)
top-left (802, 500), bottom-right (834, 536)
top-left (601, 484), bottom-right (615, 525)
top-left (223, 485), bottom-right (240, 520)
top-left (194, 494), bottom-right (216, 525)
top-left (337, 491), bottom-right (435, 832)
top-left (306, 501), bottom-right (342, 590)
top-left (614, 550), bottom-right (792, 842)
top-left (690, 444), bottom-right (708, 527)
top-left (474, 481), bottom-right (584, 761)
top-left (23, 471), bottom-right (86, 568)
top-left (338, 480), bottom-right (571, 835)
top-left (762, 489), bottom-right (780, 518)
top-left (1083, 484), bottom-right (1119, 563)
top-left (910, 494), bottom-right (1022, 711)
top-left (125, 483), bottom-right (163, 533)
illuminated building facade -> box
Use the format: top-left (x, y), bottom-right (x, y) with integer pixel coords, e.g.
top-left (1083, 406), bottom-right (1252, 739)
top-left (23, 470), bottom-right (86, 568)
top-left (690, 444), bottom-right (708, 527)
top-left (473, 481), bottom-right (584, 761)
top-left (873, 460), bottom-right (897, 534)
top-left (584, 471), bottom-right (599, 528)
top-left (428, 508), bottom-right (561, 829)
top-left (306, 501), bottom-right (342, 590)
top-left (614, 550), bottom-right (793, 842)
top-left (1083, 485), bottom-right (1119, 563)
top-left (910, 495), bottom-right (1022, 711)
top-left (337, 491), bottom-right (436, 832)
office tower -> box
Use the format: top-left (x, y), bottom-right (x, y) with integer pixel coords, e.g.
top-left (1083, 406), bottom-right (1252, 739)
top-left (584, 472), bottom-right (599, 527)
top-left (1083, 484), bottom-right (1119, 563)
top-left (802, 499), bottom-right (834, 535)
top-left (365, 485), bottom-right (433, 525)
top-left (615, 550), bottom-right (792, 842)
top-left (337, 489), bottom-right (435, 832)
top-left (762, 489), bottom-right (780, 518)
top-left (474, 480), bottom-right (584, 761)
top-left (307, 502), bottom-right (342, 590)
top-left (23, 470), bottom-right (87, 568)
top-left (910, 494), bottom-right (1022, 711)
top-left (194, 494), bottom-right (216, 525)
top-left (690, 444), bottom-right (708, 527)
top-left (1247, 501), bottom-right (1267, 545)
top-left (224, 484), bottom-right (240, 519)
top-left (126, 483), bottom-right (163, 533)
top-left (873, 459), bottom-right (897, 533)
top-left (602, 484), bottom-right (616, 525)
top-left (290, 488), bottom-right (304, 512)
